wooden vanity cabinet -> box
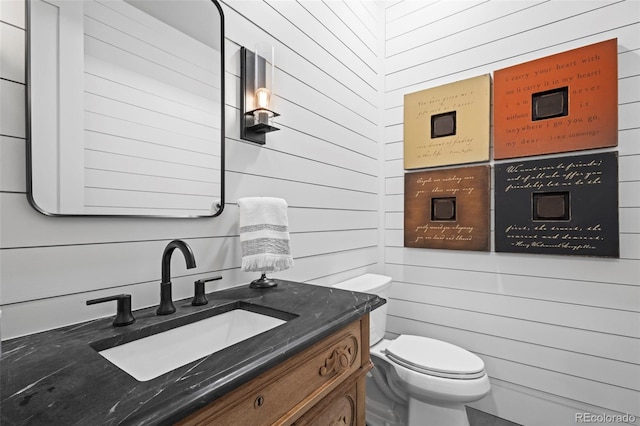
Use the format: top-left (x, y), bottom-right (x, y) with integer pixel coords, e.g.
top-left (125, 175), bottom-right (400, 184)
top-left (178, 315), bottom-right (371, 426)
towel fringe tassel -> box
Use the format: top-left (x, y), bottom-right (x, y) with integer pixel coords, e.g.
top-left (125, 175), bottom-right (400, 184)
top-left (242, 255), bottom-right (294, 273)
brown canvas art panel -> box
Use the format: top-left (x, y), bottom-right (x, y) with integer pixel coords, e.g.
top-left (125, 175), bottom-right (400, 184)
top-left (404, 74), bottom-right (491, 169)
top-left (494, 39), bottom-right (618, 159)
top-left (404, 165), bottom-right (490, 251)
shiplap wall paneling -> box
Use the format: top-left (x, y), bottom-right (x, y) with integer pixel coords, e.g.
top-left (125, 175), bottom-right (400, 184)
top-left (220, 0), bottom-right (383, 281)
top-left (2, 210), bottom-right (379, 306)
top-left (0, 0), bottom-right (27, 192)
top-left (1, 245), bottom-right (379, 339)
top-left (0, 78), bottom-right (25, 140)
top-left (1, 17), bottom-right (24, 84)
top-left (383, 1), bottom-right (640, 425)
top-left (1, 0), bottom-right (383, 339)
top-left (385, 2), bottom-right (639, 93)
top-left (0, 1), bottom-right (27, 216)
top-left (223, 0), bottom-right (379, 149)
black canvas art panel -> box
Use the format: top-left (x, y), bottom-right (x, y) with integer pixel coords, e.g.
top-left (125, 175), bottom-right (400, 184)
top-left (495, 152), bottom-right (619, 257)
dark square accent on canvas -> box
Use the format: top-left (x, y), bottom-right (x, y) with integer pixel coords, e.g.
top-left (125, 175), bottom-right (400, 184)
top-left (430, 111), bottom-right (456, 138)
top-left (431, 197), bottom-right (456, 221)
top-left (533, 192), bottom-right (570, 221)
top-left (495, 152), bottom-right (619, 257)
top-left (531, 87), bottom-right (568, 121)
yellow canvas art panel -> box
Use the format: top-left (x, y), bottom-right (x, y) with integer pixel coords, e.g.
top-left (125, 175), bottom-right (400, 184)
top-left (404, 74), bottom-right (491, 169)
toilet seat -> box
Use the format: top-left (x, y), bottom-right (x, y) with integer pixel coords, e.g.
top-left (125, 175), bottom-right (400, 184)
top-left (385, 335), bottom-right (485, 380)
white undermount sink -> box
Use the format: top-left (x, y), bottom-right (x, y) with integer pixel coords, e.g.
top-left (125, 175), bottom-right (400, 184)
top-left (96, 305), bottom-right (290, 381)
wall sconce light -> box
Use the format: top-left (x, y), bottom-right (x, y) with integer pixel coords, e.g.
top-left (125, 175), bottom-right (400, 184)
top-left (240, 44), bottom-right (279, 144)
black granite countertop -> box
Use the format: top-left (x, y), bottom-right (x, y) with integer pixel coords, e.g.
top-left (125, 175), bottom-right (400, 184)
top-left (1, 280), bottom-right (384, 425)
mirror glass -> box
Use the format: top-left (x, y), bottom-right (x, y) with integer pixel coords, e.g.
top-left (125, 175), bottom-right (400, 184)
top-left (27, 0), bottom-right (224, 217)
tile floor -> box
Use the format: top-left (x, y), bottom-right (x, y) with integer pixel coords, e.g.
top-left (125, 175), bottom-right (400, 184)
top-left (467, 407), bottom-right (522, 426)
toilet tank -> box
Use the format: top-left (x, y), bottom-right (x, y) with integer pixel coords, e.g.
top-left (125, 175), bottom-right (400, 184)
top-left (333, 274), bottom-right (391, 345)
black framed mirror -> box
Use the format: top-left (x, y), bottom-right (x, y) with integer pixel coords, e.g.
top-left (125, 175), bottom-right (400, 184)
top-left (26, 0), bottom-right (225, 217)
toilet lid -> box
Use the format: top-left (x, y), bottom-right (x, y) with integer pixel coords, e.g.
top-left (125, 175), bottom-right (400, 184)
top-left (385, 335), bottom-right (486, 380)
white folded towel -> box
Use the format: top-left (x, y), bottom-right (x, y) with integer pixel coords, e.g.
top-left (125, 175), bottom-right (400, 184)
top-left (237, 197), bottom-right (294, 273)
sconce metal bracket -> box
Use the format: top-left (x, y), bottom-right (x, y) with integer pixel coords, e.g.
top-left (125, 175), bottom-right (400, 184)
top-left (240, 47), bottom-right (280, 144)
top-left (246, 122), bottom-right (280, 135)
top-left (245, 108), bottom-right (280, 134)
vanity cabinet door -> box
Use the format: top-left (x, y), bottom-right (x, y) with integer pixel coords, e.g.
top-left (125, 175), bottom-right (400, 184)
top-left (292, 373), bottom-right (367, 426)
top-left (178, 319), bottom-right (365, 426)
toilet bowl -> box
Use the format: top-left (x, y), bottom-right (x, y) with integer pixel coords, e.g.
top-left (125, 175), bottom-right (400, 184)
top-left (334, 274), bottom-right (490, 426)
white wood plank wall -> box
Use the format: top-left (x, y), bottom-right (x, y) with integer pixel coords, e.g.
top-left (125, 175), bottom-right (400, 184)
top-left (0, 0), bottom-right (383, 339)
top-left (382, 1), bottom-right (640, 425)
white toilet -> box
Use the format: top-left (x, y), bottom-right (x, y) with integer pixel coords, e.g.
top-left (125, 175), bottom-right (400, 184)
top-left (334, 274), bottom-right (490, 426)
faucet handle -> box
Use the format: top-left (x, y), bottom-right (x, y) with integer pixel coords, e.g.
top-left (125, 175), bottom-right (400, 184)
top-left (87, 294), bottom-right (136, 327)
top-left (192, 276), bottom-right (222, 306)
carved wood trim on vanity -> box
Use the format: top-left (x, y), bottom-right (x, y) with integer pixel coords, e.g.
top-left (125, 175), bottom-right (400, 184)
top-left (319, 339), bottom-right (358, 377)
top-left (178, 314), bottom-right (372, 426)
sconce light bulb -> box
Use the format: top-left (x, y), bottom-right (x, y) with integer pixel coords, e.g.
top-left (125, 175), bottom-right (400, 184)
top-left (255, 87), bottom-right (271, 110)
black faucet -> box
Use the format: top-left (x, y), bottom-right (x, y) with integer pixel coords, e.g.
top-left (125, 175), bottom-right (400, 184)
top-left (157, 240), bottom-right (197, 315)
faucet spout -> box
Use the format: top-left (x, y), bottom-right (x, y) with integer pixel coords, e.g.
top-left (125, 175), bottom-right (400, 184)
top-left (161, 240), bottom-right (196, 284)
top-left (157, 239), bottom-right (197, 315)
